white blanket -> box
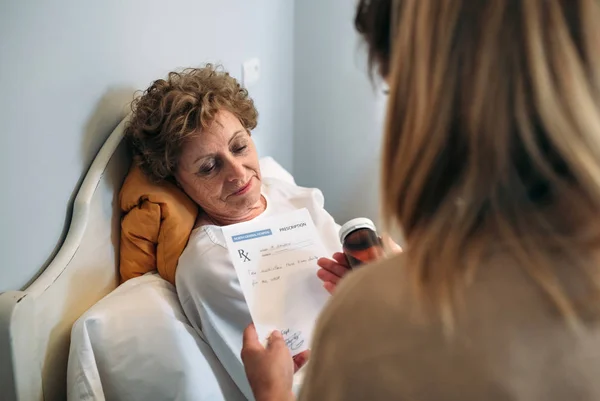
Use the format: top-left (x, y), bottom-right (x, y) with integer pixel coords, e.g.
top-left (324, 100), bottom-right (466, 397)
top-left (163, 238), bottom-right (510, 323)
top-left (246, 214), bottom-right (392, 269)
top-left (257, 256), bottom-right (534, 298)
top-left (67, 274), bottom-right (245, 401)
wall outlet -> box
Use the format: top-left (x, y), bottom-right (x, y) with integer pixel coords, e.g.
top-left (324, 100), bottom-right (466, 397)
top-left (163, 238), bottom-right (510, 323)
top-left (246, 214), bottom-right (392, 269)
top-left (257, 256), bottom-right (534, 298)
top-left (242, 58), bottom-right (260, 87)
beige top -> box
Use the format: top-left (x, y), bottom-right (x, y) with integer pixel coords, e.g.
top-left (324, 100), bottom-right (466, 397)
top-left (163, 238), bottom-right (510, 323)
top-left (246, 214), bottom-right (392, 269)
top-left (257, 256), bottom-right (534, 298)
top-left (299, 253), bottom-right (600, 400)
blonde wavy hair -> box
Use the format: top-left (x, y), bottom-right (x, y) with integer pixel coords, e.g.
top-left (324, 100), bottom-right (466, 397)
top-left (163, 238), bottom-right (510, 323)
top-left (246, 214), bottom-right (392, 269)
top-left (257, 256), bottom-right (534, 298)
top-left (126, 65), bottom-right (258, 182)
top-left (375, 0), bottom-right (600, 328)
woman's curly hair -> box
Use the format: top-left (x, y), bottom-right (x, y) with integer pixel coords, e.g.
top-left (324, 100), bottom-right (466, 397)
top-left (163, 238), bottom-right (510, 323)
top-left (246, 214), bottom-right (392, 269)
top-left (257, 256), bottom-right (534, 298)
top-left (125, 64), bottom-right (258, 182)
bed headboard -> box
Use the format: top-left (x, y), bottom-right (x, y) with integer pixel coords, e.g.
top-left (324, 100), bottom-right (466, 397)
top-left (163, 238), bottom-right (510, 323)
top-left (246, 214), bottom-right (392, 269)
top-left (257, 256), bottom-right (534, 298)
top-left (0, 116), bottom-right (131, 401)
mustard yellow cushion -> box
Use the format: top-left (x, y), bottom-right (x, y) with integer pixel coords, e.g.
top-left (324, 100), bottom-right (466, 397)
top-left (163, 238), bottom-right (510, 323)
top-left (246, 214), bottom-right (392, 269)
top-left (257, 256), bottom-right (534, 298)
top-left (119, 165), bottom-right (198, 285)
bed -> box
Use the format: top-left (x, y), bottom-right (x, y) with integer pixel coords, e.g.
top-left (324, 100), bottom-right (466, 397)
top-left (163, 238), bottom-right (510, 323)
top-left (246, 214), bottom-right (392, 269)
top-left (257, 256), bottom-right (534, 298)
top-left (0, 115), bottom-right (131, 400)
top-left (0, 108), bottom-right (254, 400)
top-left (0, 107), bottom-right (309, 400)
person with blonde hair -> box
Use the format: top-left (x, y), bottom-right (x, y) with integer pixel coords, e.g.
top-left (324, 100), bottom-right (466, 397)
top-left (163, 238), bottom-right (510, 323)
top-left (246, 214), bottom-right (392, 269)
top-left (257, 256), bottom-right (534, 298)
top-left (241, 0), bottom-right (600, 400)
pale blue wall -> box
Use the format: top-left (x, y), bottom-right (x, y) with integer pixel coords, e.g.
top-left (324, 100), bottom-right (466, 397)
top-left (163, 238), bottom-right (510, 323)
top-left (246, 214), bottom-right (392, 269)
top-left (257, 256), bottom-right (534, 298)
top-left (293, 0), bottom-right (386, 227)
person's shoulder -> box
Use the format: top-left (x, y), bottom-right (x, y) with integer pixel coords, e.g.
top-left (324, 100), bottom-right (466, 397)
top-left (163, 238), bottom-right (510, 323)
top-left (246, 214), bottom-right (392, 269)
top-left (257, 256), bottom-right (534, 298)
top-left (300, 256), bottom-right (412, 400)
top-left (314, 255), bottom-right (408, 342)
top-left (330, 254), bottom-right (405, 307)
top-left (178, 226), bottom-right (220, 265)
top-left (302, 255), bottom-right (416, 399)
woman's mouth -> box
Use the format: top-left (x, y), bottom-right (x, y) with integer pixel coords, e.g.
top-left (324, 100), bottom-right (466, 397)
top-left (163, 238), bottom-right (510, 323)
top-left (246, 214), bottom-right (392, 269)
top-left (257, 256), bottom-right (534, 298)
top-left (231, 178), bottom-right (253, 196)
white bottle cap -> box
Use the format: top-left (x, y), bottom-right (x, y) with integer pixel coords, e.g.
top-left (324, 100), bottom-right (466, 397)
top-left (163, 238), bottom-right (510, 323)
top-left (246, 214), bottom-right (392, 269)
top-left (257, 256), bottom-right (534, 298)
top-left (339, 218), bottom-right (377, 243)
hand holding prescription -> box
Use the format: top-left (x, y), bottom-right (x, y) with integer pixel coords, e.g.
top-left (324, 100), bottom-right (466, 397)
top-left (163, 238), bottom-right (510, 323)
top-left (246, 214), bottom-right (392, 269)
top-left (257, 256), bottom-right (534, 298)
top-left (223, 208), bottom-right (330, 356)
top-left (242, 324), bottom-right (299, 401)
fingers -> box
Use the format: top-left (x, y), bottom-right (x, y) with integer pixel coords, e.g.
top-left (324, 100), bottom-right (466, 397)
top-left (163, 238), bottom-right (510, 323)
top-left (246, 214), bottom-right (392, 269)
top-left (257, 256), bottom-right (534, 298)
top-left (317, 252), bottom-right (351, 295)
top-left (293, 349), bottom-right (311, 372)
top-left (317, 255), bottom-right (350, 278)
top-left (243, 323), bottom-right (259, 344)
top-left (242, 324), bottom-right (263, 357)
top-left (323, 281), bottom-right (336, 294)
top-left (317, 257), bottom-right (330, 269)
top-left (317, 268), bottom-right (342, 284)
top-left (332, 252), bottom-right (350, 267)
top-left (242, 326), bottom-right (291, 366)
top-left (266, 330), bottom-right (286, 351)
top-left (265, 331), bottom-right (293, 365)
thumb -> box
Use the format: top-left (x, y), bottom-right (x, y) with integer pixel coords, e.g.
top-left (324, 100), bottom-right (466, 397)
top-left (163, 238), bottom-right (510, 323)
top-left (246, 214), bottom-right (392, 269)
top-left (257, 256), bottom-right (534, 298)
top-left (382, 233), bottom-right (402, 253)
top-left (266, 330), bottom-right (287, 351)
top-left (242, 324), bottom-right (263, 351)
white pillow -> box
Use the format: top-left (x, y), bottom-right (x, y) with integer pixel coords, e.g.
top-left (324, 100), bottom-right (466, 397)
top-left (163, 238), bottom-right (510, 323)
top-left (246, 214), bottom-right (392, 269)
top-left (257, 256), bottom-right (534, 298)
top-left (259, 156), bottom-right (295, 184)
top-left (67, 274), bottom-right (245, 401)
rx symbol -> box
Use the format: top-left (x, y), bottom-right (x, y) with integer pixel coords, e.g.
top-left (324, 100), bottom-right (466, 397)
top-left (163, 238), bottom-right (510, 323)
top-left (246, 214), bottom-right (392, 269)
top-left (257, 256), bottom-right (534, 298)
top-left (238, 249), bottom-right (251, 262)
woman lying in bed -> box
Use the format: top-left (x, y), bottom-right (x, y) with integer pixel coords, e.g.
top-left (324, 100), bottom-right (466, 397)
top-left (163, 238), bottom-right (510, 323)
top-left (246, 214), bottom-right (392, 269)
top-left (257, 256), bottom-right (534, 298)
top-left (125, 65), bottom-right (344, 398)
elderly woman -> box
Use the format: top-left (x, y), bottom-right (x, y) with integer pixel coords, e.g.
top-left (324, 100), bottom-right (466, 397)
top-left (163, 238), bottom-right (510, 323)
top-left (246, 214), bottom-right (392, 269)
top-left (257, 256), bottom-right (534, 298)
top-left (125, 65), bottom-right (343, 399)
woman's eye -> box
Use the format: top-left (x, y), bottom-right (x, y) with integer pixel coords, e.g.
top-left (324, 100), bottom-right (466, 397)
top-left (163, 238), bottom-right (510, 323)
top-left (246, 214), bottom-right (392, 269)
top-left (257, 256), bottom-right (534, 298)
top-left (199, 163), bottom-right (216, 174)
top-left (234, 145), bottom-right (248, 154)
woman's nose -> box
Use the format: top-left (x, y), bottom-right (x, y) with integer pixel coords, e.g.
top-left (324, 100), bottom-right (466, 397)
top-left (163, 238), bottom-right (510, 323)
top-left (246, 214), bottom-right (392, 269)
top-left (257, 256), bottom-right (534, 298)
top-left (225, 161), bottom-right (246, 182)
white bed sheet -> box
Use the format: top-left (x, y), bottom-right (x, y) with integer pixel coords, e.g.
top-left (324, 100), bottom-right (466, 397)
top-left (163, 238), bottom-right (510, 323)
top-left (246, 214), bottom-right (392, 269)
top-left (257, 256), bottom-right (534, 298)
top-left (67, 274), bottom-right (246, 401)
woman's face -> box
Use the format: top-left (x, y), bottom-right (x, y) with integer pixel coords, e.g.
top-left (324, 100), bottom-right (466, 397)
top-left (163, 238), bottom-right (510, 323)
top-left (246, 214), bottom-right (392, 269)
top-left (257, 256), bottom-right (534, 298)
top-left (175, 109), bottom-right (262, 219)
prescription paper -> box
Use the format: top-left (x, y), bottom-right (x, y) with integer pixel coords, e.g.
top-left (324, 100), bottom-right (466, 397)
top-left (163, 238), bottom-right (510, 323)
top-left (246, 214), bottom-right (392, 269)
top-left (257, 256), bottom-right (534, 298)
top-left (222, 208), bottom-right (330, 355)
